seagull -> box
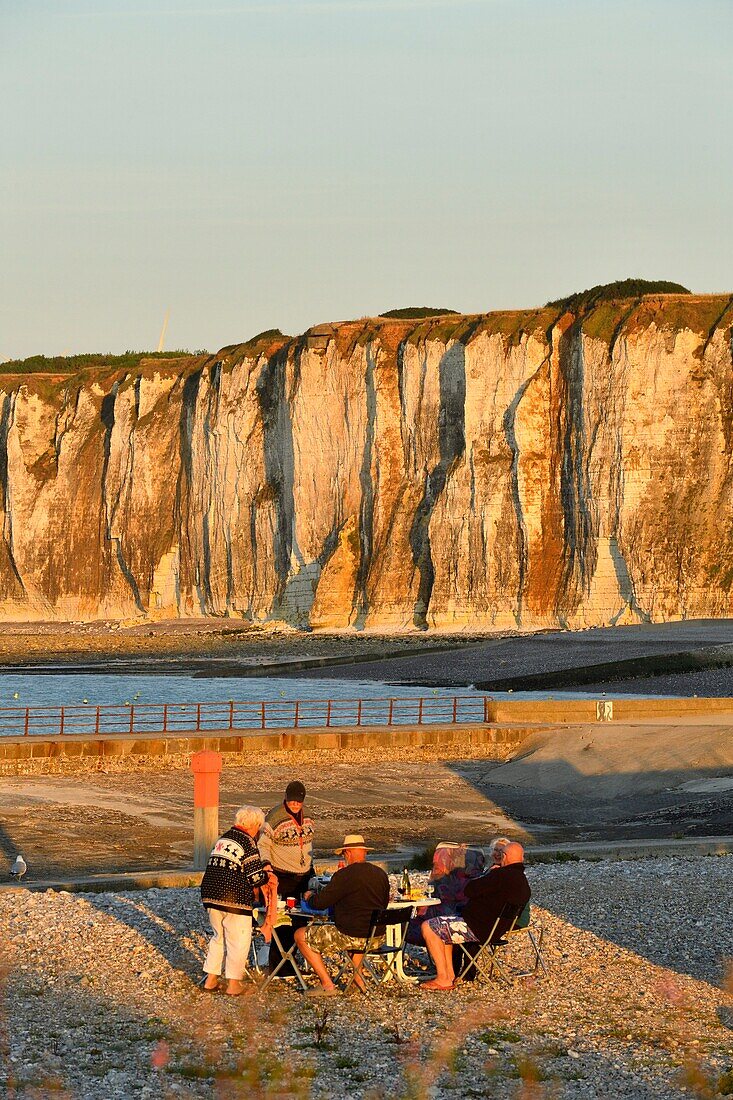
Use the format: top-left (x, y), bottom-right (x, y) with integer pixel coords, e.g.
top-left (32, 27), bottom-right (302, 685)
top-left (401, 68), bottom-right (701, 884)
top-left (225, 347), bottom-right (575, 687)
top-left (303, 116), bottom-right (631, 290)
top-left (10, 855), bottom-right (27, 879)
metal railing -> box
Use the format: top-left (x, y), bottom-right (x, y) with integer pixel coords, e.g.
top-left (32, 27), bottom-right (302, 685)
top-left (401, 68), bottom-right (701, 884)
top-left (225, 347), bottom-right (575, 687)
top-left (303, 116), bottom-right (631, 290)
top-left (0, 695), bottom-right (492, 739)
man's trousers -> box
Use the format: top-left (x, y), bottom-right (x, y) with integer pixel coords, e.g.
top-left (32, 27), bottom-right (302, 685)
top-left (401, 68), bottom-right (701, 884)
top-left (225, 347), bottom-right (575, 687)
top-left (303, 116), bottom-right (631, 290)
top-left (203, 908), bottom-right (253, 980)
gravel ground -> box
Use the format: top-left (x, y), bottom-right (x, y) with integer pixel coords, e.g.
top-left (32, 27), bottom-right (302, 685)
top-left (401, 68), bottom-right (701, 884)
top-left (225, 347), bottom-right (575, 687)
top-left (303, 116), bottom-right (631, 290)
top-left (2, 858), bottom-right (732, 1098)
top-left (301, 620), bottom-right (733, 688)
top-left (572, 666), bottom-right (733, 698)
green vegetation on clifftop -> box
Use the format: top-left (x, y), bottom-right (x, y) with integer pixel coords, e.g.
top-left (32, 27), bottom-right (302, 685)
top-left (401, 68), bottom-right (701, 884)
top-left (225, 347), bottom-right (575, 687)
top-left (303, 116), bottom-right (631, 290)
top-left (0, 350), bottom-right (200, 375)
top-left (379, 306), bottom-right (459, 319)
top-left (546, 279), bottom-right (691, 313)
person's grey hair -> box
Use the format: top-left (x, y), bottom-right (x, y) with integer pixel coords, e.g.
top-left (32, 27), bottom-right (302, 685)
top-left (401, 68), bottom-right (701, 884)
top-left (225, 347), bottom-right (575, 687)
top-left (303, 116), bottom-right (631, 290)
top-left (234, 805), bottom-right (265, 833)
top-left (489, 837), bottom-right (510, 864)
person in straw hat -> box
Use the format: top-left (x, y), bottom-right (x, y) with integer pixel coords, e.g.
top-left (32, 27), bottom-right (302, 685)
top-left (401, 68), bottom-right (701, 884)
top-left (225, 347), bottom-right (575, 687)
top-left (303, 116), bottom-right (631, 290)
top-left (294, 833), bottom-right (389, 995)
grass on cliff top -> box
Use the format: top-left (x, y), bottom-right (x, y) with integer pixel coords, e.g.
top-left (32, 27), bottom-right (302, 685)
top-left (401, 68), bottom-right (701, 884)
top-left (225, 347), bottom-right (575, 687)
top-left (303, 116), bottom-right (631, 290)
top-left (0, 350), bottom-right (202, 375)
top-left (218, 330), bottom-right (290, 361)
top-left (379, 306), bottom-right (459, 319)
top-left (546, 278), bottom-right (691, 313)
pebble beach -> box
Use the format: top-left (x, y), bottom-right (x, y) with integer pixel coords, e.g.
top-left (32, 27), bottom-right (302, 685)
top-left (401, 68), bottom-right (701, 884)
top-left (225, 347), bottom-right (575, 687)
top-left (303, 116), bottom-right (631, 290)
top-left (2, 857), bottom-right (732, 1098)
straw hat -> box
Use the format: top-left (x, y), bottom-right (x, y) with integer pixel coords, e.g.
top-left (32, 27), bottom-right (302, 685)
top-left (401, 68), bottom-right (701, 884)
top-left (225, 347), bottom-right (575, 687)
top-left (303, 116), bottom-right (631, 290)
top-left (334, 833), bottom-right (374, 854)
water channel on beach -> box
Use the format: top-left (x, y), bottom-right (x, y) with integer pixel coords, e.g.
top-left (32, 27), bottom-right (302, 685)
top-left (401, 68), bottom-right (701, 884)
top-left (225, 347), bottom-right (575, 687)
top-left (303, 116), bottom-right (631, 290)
top-left (0, 669), bottom-right (658, 714)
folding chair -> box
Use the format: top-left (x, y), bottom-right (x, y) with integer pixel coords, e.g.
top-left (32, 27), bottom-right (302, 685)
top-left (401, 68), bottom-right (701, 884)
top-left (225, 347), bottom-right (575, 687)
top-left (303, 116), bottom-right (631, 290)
top-left (255, 909), bottom-right (313, 992)
top-left (453, 902), bottom-right (522, 987)
top-left (338, 908), bottom-right (412, 994)
top-left (505, 903), bottom-right (547, 977)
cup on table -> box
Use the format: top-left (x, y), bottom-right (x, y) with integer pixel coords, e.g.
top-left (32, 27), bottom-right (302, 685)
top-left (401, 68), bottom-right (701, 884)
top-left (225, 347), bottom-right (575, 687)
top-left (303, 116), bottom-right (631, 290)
top-left (286, 896), bottom-right (297, 910)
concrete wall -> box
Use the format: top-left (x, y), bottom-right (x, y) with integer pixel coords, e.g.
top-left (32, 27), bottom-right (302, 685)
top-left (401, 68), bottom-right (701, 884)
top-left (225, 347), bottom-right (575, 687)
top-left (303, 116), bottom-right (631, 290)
top-left (0, 722), bottom-right (538, 776)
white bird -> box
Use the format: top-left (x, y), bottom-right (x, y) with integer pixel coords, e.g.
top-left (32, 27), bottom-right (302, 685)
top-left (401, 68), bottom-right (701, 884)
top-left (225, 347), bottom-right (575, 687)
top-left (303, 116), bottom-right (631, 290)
top-left (13, 692), bottom-right (19, 700)
top-left (10, 854), bottom-right (27, 879)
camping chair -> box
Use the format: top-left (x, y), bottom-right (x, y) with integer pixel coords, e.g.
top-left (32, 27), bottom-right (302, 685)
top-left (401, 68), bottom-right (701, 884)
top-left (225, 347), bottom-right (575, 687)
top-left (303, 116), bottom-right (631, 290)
top-left (336, 908), bottom-right (412, 994)
top-left (251, 908), bottom-right (311, 989)
top-left (453, 903), bottom-right (523, 987)
top-left (505, 902), bottom-right (547, 977)
top-left (246, 913), bottom-right (269, 980)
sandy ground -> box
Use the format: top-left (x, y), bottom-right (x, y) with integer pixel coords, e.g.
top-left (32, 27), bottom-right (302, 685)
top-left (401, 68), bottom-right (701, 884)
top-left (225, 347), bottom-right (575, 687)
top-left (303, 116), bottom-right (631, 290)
top-left (0, 753), bottom-right (525, 879)
top-left (3, 719), bottom-right (733, 879)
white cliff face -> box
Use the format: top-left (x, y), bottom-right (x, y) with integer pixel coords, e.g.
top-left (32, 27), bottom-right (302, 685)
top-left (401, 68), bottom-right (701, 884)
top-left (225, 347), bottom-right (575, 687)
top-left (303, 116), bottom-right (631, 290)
top-left (0, 295), bottom-right (732, 629)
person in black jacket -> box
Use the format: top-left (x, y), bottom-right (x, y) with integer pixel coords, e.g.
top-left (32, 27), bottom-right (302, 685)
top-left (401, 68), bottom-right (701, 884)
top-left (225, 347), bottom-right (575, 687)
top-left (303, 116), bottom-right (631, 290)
top-left (420, 841), bottom-right (531, 991)
top-left (199, 805), bottom-right (277, 996)
top-left (294, 833), bottom-right (389, 996)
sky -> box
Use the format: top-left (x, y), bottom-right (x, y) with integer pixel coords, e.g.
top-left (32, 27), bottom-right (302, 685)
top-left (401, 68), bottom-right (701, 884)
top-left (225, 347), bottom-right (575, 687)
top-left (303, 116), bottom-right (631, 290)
top-left (1, 0), bottom-right (732, 359)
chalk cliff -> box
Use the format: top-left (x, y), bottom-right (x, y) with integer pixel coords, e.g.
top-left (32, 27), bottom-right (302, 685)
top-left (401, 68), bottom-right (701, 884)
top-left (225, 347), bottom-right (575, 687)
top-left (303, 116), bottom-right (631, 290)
top-left (1, 293), bottom-right (732, 629)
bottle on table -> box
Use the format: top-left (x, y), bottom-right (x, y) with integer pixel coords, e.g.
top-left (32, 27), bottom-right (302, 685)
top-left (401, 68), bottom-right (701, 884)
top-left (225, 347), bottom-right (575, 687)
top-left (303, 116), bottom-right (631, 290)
top-left (399, 866), bottom-right (411, 898)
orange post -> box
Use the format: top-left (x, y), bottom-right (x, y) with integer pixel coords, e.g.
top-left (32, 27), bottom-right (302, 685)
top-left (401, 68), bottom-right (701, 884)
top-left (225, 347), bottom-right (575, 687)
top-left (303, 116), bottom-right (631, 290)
top-left (191, 750), bottom-right (222, 870)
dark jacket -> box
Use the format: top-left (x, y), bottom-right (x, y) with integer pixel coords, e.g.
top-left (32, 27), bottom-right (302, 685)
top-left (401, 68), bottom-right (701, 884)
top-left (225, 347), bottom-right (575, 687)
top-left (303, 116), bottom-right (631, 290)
top-left (311, 861), bottom-right (390, 938)
top-left (200, 826), bottom-right (269, 915)
top-left (462, 863), bottom-right (531, 943)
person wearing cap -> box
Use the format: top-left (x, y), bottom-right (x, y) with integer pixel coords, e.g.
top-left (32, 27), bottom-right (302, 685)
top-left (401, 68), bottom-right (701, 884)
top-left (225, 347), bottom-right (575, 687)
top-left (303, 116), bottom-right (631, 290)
top-left (259, 781), bottom-right (316, 976)
top-left (258, 780), bottom-right (315, 902)
top-left (294, 834), bottom-right (390, 995)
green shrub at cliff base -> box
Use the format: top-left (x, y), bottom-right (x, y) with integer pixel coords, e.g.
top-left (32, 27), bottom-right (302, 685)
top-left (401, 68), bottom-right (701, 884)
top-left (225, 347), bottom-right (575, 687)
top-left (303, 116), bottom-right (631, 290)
top-left (0, 350), bottom-right (199, 376)
top-left (546, 278), bottom-right (691, 313)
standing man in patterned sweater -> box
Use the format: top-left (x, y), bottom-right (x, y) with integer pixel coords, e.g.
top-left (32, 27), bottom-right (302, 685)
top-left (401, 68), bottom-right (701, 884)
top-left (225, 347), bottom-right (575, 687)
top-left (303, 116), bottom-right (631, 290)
top-left (200, 805), bottom-right (277, 995)
top-left (259, 780), bottom-right (315, 902)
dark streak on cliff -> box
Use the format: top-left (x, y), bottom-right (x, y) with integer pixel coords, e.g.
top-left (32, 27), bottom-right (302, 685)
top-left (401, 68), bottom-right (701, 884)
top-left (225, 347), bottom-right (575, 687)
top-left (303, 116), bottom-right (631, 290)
top-left (257, 346), bottom-right (298, 618)
top-left (354, 343), bottom-right (377, 629)
top-left (558, 323), bottom-right (597, 616)
top-left (410, 342), bottom-right (467, 628)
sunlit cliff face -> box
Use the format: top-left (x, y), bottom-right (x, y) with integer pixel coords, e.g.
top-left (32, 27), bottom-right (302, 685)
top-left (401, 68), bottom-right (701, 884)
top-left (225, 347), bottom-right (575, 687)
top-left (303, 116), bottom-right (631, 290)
top-left (1, 294), bottom-right (732, 630)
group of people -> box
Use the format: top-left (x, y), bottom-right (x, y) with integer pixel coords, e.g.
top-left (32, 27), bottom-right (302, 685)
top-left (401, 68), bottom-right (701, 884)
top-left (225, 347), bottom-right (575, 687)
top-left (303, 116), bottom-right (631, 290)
top-left (199, 780), bottom-right (530, 995)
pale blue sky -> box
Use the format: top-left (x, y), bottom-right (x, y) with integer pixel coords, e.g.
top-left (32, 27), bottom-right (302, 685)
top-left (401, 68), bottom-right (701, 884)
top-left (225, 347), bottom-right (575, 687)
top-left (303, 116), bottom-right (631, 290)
top-left (2, 0), bottom-right (731, 358)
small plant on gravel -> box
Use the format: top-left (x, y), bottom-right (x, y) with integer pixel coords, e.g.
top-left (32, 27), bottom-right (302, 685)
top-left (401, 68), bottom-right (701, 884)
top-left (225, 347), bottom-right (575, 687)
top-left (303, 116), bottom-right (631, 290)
top-left (479, 1027), bottom-right (522, 1045)
top-left (312, 1008), bottom-right (330, 1048)
top-left (333, 1053), bottom-right (358, 1070)
top-left (386, 1021), bottom-right (410, 1045)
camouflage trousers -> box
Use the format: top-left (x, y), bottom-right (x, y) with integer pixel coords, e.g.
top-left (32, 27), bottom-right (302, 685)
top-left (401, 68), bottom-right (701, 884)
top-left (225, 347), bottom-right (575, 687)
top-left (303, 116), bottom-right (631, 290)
top-left (304, 921), bottom-right (383, 956)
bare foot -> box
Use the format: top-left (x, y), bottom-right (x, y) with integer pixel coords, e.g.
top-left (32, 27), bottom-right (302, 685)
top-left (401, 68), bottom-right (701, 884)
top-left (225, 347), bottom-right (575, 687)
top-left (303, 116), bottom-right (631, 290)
top-left (420, 978), bottom-right (454, 991)
top-left (200, 974), bottom-right (220, 992)
top-left (226, 979), bottom-right (251, 996)
top-left (306, 985), bottom-right (339, 997)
